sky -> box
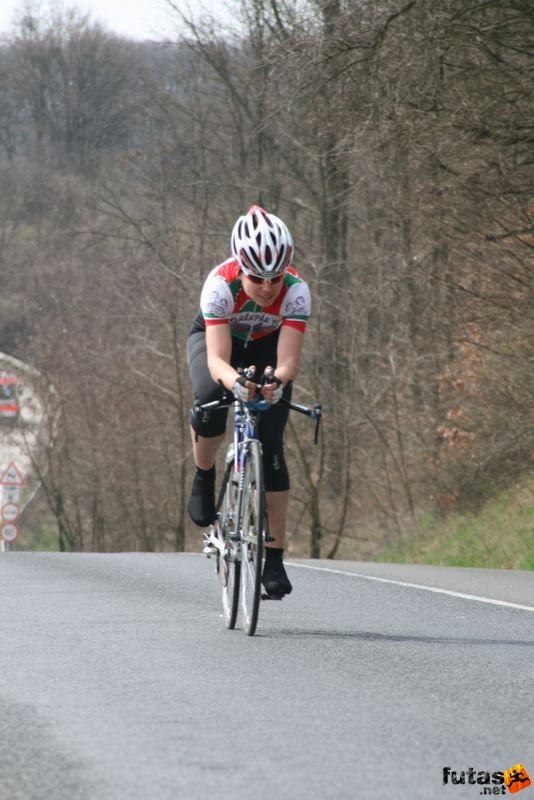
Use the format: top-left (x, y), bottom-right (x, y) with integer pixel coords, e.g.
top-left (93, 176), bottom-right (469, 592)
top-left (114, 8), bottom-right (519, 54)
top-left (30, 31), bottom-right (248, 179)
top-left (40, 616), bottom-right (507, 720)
top-left (0, 0), bottom-right (236, 41)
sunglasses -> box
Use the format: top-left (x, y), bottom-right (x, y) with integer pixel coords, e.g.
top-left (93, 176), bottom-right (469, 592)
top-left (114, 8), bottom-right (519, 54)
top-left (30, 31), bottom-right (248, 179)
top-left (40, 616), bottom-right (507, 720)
top-left (243, 272), bottom-right (285, 285)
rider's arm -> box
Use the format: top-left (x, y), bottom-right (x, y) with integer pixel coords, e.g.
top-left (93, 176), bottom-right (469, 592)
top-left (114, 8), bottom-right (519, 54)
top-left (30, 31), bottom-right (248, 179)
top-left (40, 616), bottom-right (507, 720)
top-left (205, 324), bottom-right (236, 390)
top-left (206, 316), bottom-right (305, 396)
top-left (273, 325), bottom-right (305, 386)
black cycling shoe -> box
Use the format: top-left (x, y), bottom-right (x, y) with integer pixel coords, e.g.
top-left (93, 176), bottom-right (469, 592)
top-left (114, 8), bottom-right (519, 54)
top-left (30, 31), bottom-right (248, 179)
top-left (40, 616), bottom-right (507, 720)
top-left (187, 467), bottom-right (216, 527)
top-left (262, 561), bottom-right (293, 596)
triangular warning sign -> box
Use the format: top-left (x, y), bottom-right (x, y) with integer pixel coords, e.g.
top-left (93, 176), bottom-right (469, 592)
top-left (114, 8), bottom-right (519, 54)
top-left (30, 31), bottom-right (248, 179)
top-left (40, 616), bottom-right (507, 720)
top-left (0, 462), bottom-right (25, 486)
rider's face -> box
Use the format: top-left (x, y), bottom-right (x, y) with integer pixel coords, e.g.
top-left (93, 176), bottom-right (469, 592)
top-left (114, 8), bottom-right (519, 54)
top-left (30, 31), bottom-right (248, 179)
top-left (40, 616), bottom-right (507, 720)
top-left (240, 272), bottom-right (285, 307)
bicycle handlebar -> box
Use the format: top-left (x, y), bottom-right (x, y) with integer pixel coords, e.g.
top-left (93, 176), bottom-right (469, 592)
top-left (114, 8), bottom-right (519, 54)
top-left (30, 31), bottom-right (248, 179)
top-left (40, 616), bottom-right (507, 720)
top-left (194, 384), bottom-right (322, 445)
top-left (284, 400), bottom-right (322, 445)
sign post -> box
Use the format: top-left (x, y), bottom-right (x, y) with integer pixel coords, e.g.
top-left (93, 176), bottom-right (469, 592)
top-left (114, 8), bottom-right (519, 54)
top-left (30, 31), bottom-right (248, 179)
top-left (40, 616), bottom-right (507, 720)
top-left (0, 462), bottom-right (24, 550)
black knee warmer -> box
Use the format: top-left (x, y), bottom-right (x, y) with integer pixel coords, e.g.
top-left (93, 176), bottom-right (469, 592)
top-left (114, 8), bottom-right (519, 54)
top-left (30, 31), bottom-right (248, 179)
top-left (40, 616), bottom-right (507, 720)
top-left (190, 404), bottom-right (227, 438)
top-left (262, 446), bottom-right (290, 492)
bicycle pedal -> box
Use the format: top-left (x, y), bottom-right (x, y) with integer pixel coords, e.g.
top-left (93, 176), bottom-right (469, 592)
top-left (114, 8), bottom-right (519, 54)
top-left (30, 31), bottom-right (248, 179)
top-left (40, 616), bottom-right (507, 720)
top-left (261, 593), bottom-right (285, 601)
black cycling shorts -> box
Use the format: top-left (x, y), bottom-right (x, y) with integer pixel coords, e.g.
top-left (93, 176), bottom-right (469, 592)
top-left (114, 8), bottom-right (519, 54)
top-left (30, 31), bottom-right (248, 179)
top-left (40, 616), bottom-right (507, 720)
top-left (187, 329), bottom-right (292, 491)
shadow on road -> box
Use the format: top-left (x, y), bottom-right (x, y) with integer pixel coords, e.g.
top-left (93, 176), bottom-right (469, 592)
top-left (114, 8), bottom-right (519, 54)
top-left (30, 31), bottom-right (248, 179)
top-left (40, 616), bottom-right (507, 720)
top-left (265, 629), bottom-right (534, 647)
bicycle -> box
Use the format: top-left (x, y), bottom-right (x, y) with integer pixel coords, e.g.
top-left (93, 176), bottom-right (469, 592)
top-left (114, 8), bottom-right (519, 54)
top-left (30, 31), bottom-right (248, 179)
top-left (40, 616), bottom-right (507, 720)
top-left (197, 368), bottom-right (321, 636)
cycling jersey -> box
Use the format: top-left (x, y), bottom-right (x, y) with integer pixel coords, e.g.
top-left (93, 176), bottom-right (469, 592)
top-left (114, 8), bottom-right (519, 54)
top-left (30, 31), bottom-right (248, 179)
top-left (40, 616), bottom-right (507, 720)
top-left (190, 258), bottom-right (311, 344)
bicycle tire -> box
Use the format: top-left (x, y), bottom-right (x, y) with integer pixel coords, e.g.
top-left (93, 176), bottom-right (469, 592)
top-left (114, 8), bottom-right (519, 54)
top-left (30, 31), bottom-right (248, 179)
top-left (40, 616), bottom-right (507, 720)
top-left (218, 459), bottom-right (240, 629)
top-left (239, 439), bottom-right (265, 636)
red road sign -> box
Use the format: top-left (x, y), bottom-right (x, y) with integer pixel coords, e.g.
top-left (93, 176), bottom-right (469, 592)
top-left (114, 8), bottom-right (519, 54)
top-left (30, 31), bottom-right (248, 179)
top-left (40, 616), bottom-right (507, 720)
top-left (0, 462), bottom-right (25, 486)
top-left (1, 523), bottom-right (19, 543)
top-left (1, 502), bottom-right (20, 522)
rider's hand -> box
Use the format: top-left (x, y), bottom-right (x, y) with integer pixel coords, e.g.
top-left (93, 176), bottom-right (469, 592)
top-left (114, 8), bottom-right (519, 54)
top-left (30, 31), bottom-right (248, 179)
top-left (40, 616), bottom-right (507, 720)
top-left (261, 375), bottom-right (284, 405)
top-left (232, 373), bottom-right (256, 402)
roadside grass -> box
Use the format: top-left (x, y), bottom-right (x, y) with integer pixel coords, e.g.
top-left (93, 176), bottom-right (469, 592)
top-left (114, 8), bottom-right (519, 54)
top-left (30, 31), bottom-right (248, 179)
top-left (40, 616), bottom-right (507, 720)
top-left (376, 477), bottom-right (534, 570)
top-left (18, 520), bottom-right (59, 551)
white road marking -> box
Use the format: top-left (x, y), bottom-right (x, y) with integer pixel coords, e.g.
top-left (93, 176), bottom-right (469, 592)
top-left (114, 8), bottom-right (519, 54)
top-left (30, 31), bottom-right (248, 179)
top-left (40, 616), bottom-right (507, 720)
top-left (288, 562), bottom-right (534, 613)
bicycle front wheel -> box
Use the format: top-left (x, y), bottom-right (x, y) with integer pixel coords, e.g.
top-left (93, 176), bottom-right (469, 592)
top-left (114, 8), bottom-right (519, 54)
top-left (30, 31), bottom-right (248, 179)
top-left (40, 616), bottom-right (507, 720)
top-left (218, 461), bottom-right (240, 629)
top-left (239, 440), bottom-right (265, 636)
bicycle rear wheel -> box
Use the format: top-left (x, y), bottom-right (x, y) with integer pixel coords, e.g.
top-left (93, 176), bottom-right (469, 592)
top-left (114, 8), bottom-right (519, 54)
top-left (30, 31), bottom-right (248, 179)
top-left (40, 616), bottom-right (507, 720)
top-left (218, 460), bottom-right (240, 629)
top-left (239, 440), bottom-right (265, 636)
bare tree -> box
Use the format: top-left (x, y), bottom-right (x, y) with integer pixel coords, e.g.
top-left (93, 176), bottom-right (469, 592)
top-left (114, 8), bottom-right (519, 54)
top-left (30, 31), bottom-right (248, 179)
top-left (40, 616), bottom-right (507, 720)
top-left (5, 8), bottom-right (145, 169)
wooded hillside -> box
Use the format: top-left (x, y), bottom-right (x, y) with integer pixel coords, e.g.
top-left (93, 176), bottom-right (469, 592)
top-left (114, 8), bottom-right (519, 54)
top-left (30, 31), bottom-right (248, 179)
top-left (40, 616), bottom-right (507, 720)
top-left (1, 0), bottom-right (532, 556)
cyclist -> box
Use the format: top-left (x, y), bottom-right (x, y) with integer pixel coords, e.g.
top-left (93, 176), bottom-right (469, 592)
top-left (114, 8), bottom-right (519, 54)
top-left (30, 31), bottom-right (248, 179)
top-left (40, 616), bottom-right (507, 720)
top-left (187, 205), bottom-right (311, 596)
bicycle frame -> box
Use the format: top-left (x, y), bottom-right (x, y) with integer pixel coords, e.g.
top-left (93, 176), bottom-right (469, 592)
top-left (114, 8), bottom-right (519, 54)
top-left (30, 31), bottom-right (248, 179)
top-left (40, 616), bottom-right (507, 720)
top-left (232, 398), bottom-right (265, 528)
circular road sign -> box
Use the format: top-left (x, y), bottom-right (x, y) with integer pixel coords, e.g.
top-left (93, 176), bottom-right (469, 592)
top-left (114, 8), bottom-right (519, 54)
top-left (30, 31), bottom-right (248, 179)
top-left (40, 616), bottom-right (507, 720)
top-left (1, 523), bottom-right (19, 543)
top-left (2, 502), bottom-right (20, 522)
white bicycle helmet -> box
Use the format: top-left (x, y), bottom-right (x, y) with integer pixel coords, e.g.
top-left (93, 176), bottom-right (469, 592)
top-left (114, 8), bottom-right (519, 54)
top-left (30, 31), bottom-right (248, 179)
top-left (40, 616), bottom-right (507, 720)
top-left (231, 205), bottom-right (294, 278)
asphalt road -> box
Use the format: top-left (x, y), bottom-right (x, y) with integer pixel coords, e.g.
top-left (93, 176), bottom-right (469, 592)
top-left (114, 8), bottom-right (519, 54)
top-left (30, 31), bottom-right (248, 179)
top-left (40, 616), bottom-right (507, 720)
top-left (0, 553), bottom-right (532, 800)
